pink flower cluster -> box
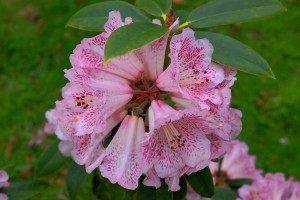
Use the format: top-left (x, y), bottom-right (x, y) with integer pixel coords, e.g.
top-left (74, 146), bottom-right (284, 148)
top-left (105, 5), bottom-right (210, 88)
top-left (209, 140), bottom-right (262, 185)
top-left (45, 11), bottom-right (242, 191)
top-left (238, 173), bottom-right (300, 200)
top-left (187, 140), bottom-right (300, 200)
top-left (0, 170), bottom-right (9, 200)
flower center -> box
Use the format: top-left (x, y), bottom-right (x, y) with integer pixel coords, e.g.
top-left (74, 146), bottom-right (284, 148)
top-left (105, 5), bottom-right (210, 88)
top-left (162, 123), bottom-right (186, 150)
top-left (126, 75), bottom-right (170, 117)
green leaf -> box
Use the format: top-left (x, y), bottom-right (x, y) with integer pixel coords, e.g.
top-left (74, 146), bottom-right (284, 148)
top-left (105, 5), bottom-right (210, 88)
top-left (135, 0), bottom-right (172, 19)
top-left (226, 178), bottom-right (253, 188)
top-left (185, 167), bottom-right (214, 198)
top-left (1, 181), bottom-right (49, 200)
top-left (35, 141), bottom-right (67, 177)
top-left (135, 179), bottom-right (173, 200)
top-left (187, 0), bottom-right (285, 28)
top-left (174, 10), bottom-right (189, 23)
top-left (66, 1), bottom-right (150, 31)
top-left (156, 180), bottom-right (173, 200)
top-left (104, 22), bottom-right (168, 63)
top-left (212, 187), bottom-right (237, 200)
top-left (135, 181), bottom-right (156, 200)
top-left (173, 177), bottom-right (187, 200)
top-left (195, 31), bottom-right (275, 78)
top-left (66, 162), bottom-right (87, 200)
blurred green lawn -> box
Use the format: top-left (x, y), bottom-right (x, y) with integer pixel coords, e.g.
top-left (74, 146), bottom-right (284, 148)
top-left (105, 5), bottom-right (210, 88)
top-left (1, 0), bottom-right (300, 199)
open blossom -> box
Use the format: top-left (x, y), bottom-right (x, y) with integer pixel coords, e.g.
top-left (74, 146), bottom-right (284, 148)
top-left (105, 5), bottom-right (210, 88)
top-left (237, 173), bottom-right (300, 200)
top-left (0, 170), bottom-right (9, 200)
top-left (45, 10), bottom-right (242, 190)
top-left (209, 140), bottom-right (262, 185)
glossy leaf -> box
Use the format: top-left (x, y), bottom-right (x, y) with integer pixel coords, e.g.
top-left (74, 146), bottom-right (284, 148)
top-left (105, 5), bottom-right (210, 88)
top-left (174, 10), bottom-right (189, 23)
top-left (156, 181), bottom-right (173, 200)
top-left (66, 162), bottom-right (87, 200)
top-left (104, 22), bottom-right (168, 63)
top-left (66, 1), bottom-right (150, 31)
top-left (226, 178), bottom-right (253, 188)
top-left (135, 180), bottom-right (156, 200)
top-left (135, 179), bottom-right (172, 200)
top-left (35, 141), bottom-right (67, 177)
top-left (135, 0), bottom-right (172, 19)
top-left (187, 0), bottom-right (285, 28)
top-left (173, 177), bottom-right (187, 200)
top-left (195, 31), bottom-right (275, 78)
top-left (212, 187), bottom-right (237, 200)
top-left (185, 167), bottom-right (214, 198)
top-left (2, 181), bottom-right (48, 200)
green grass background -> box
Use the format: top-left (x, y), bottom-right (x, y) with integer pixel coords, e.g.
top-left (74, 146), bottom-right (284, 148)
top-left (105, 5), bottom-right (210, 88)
top-left (0, 0), bottom-right (299, 199)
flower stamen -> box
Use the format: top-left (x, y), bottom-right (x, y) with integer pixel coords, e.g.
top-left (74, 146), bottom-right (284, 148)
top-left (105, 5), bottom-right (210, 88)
top-left (162, 123), bottom-right (186, 150)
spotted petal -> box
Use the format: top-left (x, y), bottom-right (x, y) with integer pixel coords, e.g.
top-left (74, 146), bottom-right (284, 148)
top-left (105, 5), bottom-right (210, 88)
top-left (100, 116), bottom-right (145, 190)
top-left (143, 100), bottom-right (211, 178)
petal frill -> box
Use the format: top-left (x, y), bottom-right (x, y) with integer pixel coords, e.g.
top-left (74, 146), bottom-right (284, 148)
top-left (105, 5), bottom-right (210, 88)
top-left (143, 168), bottom-right (161, 189)
top-left (100, 116), bottom-right (145, 190)
top-left (104, 11), bottom-right (132, 34)
top-left (142, 100), bottom-right (211, 178)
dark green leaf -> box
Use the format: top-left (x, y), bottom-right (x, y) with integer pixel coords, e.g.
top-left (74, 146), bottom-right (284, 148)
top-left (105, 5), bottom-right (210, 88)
top-left (174, 10), bottom-right (189, 23)
top-left (156, 180), bottom-right (173, 200)
top-left (135, 0), bottom-right (172, 19)
top-left (110, 183), bottom-right (133, 200)
top-left (92, 171), bottom-right (110, 200)
top-left (104, 22), bottom-right (168, 63)
top-left (67, 1), bottom-right (150, 31)
top-left (187, 0), bottom-right (285, 28)
top-left (1, 181), bottom-right (49, 200)
top-left (173, 177), bottom-right (187, 200)
top-left (185, 167), bottom-right (214, 198)
top-left (135, 181), bottom-right (156, 200)
top-left (212, 187), bottom-right (237, 200)
top-left (66, 162), bottom-right (87, 200)
top-left (195, 31), bottom-right (275, 78)
top-left (35, 141), bottom-right (67, 177)
top-left (226, 178), bottom-right (253, 188)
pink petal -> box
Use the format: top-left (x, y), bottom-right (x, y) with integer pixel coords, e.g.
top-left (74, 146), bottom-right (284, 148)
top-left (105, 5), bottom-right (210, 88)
top-left (157, 29), bottom-right (229, 109)
top-left (100, 116), bottom-right (145, 190)
top-left (104, 11), bottom-right (131, 34)
top-left (143, 100), bottom-right (211, 178)
top-left (0, 171), bottom-right (9, 184)
top-left (238, 173), bottom-right (291, 200)
top-left (137, 19), bottom-right (179, 81)
top-left (69, 11), bottom-right (144, 82)
top-left (143, 168), bottom-right (161, 189)
top-left (0, 194), bottom-right (8, 200)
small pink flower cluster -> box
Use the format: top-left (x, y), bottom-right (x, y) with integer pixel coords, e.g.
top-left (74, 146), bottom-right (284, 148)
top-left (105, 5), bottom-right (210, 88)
top-left (238, 173), bottom-right (300, 200)
top-left (45, 11), bottom-right (242, 190)
top-left (0, 170), bottom-right (9, 200)
top-left (187, 140), bottom-right (300, 200)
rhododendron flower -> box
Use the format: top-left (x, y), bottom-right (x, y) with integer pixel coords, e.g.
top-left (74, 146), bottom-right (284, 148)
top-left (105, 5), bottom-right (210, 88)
top-left (237, 173), bottom-right (300, 200)
top-left (0, 170), bottom-right (9, 200)
top-left (45, 10), bottom-right (242, 190)
top-left (210, 140), bottom-right (262, 185)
